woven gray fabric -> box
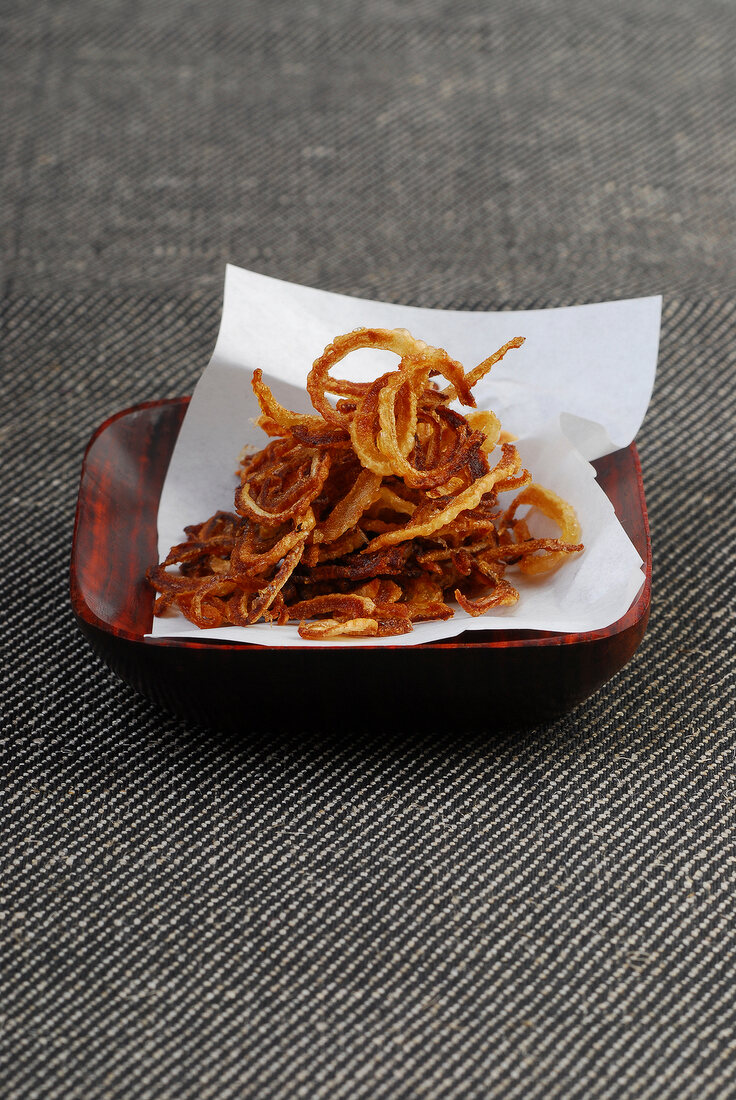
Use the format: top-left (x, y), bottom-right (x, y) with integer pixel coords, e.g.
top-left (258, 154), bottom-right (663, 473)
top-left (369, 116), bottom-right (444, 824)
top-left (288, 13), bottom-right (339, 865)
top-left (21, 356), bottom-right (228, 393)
top-left (1, 0), bottom-right (734, 301)
top-left (2, 0), bottom-right (736, 1097)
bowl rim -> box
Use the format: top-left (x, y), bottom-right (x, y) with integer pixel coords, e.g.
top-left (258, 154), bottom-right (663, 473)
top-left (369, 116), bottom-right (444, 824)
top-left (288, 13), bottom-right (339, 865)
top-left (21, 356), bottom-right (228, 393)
top-left (71, 398), bottom-right (652, 654)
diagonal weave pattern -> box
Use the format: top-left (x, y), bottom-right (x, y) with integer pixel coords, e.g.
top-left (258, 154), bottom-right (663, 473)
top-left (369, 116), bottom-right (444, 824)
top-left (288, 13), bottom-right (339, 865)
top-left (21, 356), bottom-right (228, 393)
top-left (2, 0), bottom-right (736, 1096)
top-left (1, 292), bottom-right (735, 1099)
top-left (1, 0), bottom-right (734, 301)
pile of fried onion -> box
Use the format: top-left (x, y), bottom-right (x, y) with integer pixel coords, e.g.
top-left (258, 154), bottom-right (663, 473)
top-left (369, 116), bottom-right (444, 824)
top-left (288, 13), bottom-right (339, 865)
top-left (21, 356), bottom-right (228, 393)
top-left (149, 328), bottom-right (584, 639)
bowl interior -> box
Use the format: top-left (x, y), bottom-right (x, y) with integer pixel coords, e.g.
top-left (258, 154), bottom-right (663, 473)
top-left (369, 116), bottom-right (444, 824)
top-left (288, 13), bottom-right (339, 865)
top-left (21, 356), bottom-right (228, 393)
top-left (71, 398), bottom-right (651, 650)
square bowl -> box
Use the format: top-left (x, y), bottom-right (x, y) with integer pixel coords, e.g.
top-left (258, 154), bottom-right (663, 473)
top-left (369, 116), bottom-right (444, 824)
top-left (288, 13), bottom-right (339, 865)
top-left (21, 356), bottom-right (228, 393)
top-left (70, 398), bottom-right (651, 731)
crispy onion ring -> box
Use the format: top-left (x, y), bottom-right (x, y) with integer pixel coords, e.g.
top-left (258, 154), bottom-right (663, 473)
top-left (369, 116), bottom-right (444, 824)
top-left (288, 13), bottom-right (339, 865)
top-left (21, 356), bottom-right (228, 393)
top-left (504, 483), bottom-right (584, 573)
top-left (149, 328), bottom-right (583, 638)
top-left (307, 328), bottom-right (421, 424)
top-left (363, 443), bottom-right (524, 551)
top-left (442, 336), bottom-right (526, 400)
top-left (315, 468), bottom-right (383, 544)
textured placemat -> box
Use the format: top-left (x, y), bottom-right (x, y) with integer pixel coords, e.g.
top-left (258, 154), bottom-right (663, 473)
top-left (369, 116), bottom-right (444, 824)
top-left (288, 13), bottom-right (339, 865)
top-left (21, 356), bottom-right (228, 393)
top-left (2, 0), bottom-right (736, 1096)
top-left (1, 291), bottom-right (734, 1099)
top-left (1, 0), bottom-right (734, 301)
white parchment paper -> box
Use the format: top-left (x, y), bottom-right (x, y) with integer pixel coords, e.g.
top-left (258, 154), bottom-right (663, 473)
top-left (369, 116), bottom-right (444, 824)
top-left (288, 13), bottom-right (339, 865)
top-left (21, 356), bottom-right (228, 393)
top-left (150, 264), bottom-right (660, 647)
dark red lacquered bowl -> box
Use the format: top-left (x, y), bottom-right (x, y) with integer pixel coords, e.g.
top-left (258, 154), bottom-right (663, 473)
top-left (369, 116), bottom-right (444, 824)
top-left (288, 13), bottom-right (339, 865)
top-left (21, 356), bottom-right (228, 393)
top-left (70, 398), bottom-right (651, 731)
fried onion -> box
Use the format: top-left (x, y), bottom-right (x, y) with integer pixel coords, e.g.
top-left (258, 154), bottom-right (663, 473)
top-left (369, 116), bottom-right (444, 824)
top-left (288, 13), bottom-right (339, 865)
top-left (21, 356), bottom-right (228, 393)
top-left (149, 328), bottom-right (583, 637)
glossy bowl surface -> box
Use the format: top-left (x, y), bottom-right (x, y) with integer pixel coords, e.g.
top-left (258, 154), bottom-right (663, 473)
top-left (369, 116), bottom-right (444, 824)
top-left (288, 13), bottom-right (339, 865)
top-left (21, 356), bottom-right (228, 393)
top-left (70, 398), bottom-right (651, 730)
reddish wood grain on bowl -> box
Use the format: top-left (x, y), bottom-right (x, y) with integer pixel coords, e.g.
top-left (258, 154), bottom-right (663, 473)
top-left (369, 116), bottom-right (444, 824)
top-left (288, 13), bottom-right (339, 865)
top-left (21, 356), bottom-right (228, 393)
top-left (70, 398), bottom-right (651, 730)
